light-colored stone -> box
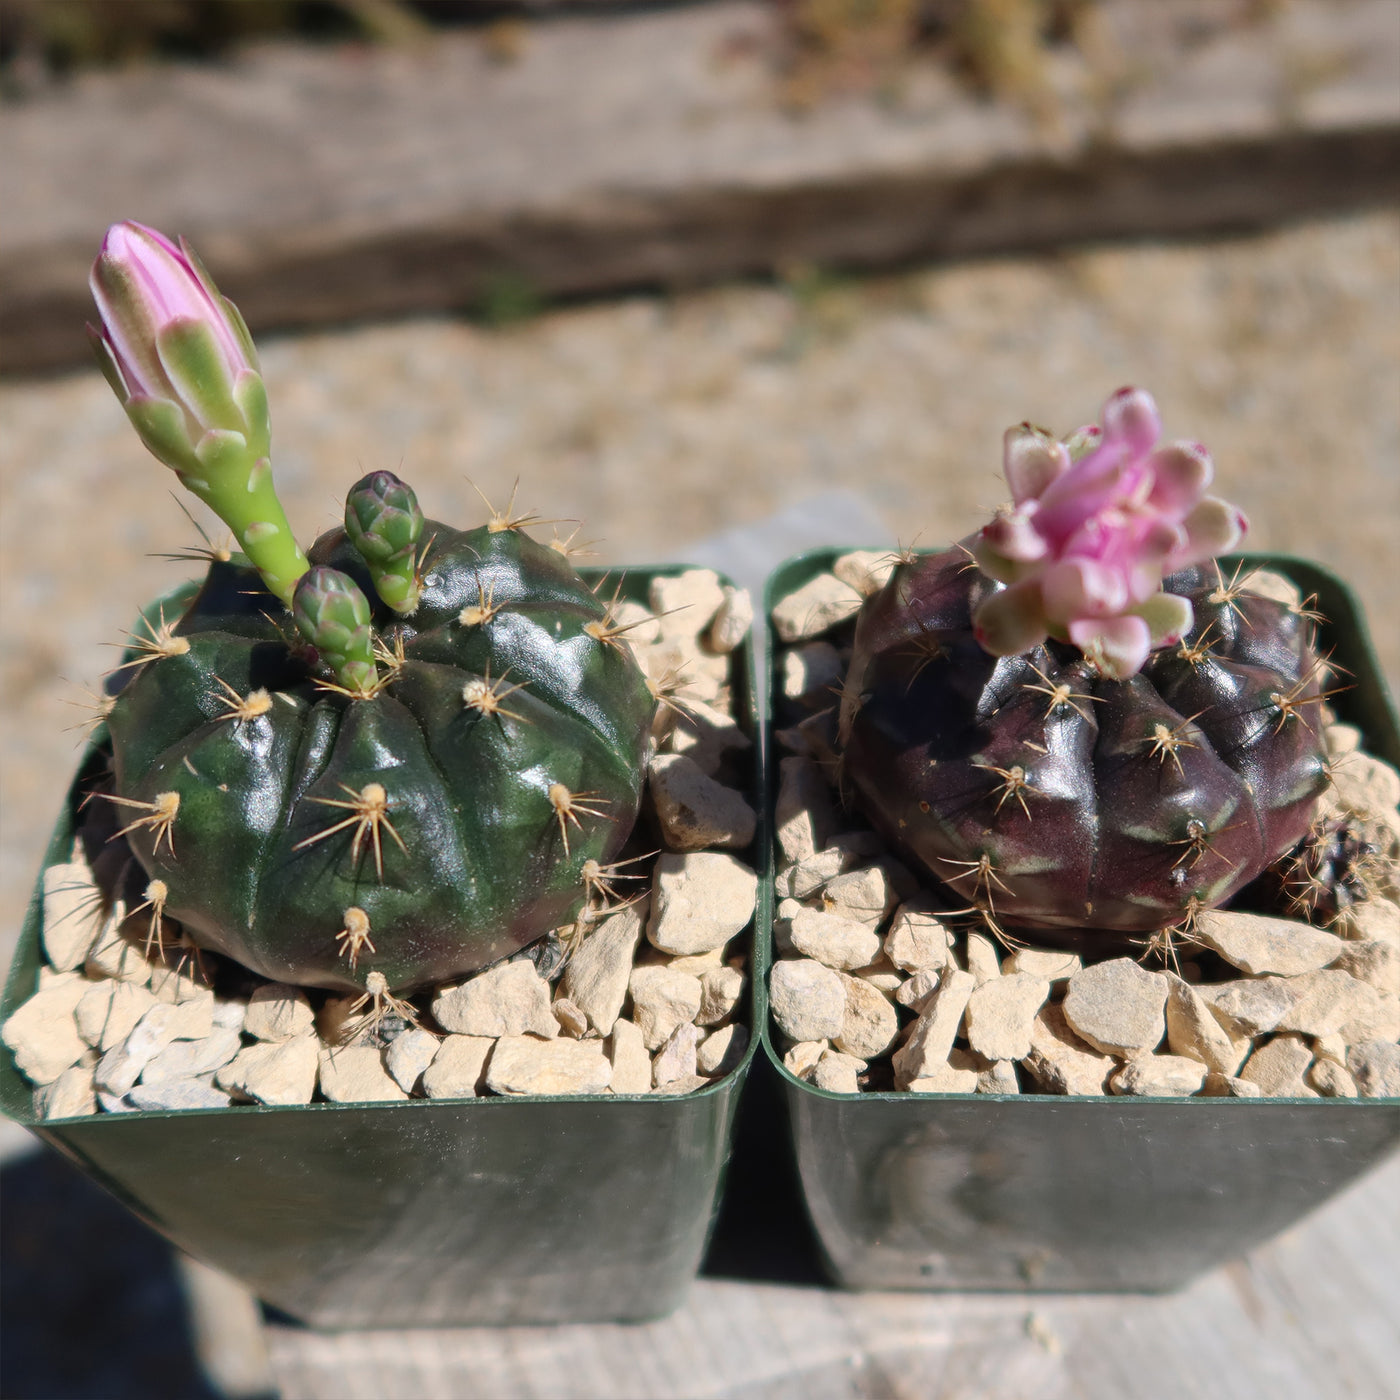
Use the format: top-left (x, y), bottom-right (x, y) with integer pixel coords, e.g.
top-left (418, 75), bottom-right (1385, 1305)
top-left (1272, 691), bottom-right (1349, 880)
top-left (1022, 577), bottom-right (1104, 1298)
top-left (835, 973), bottom-right (900, 1059)
top-left (892, 968), bottom-right (974, 1089)
top-left (907, 1062), bottom-right (980, 1094)
top-left (1330, 938), bottom-right (1400, 994)
top-left (697, 965), bottom-right (745, 1026)
top-left (149, 960), bottom-right (215, 1006)
top-left (1240, 1033), bottom-right (1316, 1096)
top-left (1244, 569), bottom-right (1302, 609)
top-left (666, 947), bottom-right (727, 975)
top-left (1003, 948), bottom-right (1082, 983)
top-left (613, 598), bottom-right (661, 649)
top-left (895, 966), bottom-right (942, 1012)
top-left (1308, 1057), bottom-right (1358, 1097)
top-left (707, 585), bottom-right (753, 653)
top-left (1341, 898), bottom-right (1400, 948)
top-left (432, 960), bottom-right (558, 1039)
top-left (140, 1028), bottom-right (242, 1084)
top-left (1110, 1055), bottom-right (1208, 1097)
top-left (552, 997), bottom-right (589, 1038)
top-left (649, 753), bottom-right (756, 850)
top-left (637, 633), bottom-right (729, 707)
top-left (783, 641), bottom-right (843, 707)
top-left (832, 550), bottom-right (897, 597)
top-left (772, 573), bottom-right (863, 641)
top-left (1195, 977), bottom-right (1301, 1037)
top-left (769, 958), bottom-right (846, 1043)
top-left (1324, 723), bottom-right (1363, 759)
top-left (486, 1035), bottom-right (612, 1096)
top-left (85, 909), bottom-right (152, 985)
top-left (3, 971), bottom-right (92, 1083)
top-left (1330, 752), bottom-right (1400, 818)
top-left (94, 1002), bottom-right (186, 1095)
top-left (41, 859), bottom-right (105, 972)
top-left (951, 1048), bottom-right (1019, 1095)
top-left (384, 1027), bottom-right (442, 1093)
top-left (35, 1062), bottom-right (97, 1119)
top-left (1062, 959), bottom-right (1167, 1057)
top-left (1347, 1039), bottom-right (1400, 1097)
top-left (561, 902), bottom-right (645, 1035)
top-left (1023, 1002), bottom-right (1113, 1096)
top-left (697, 1023), bottom-right (749, 1077)
top-left (421, 1035), bottom-right (494, 1099)
top-left (1200, 1073), bottom-right (1263, 1097)
top-left (97, 1090), bottom-right (137, 1114)
top-left (653, 1073), bottom-right (710, 1096)
top-left (1274, 968), bottom-right (1399, 1042)
top-left (783, 1040), bottom-right (827, 1079)
top-left (853, 958), bottom-right (903, 995)
top-left (242, 983), bottom-right (315, 1042)
top-left (607, 1019), bottom-right (652, 1094)
top-left (667, 697), bottom-right (751, 777)
top-left (789, 908), bottom-right (881, 972)
top-left (964, 932), bottom-right (1001, 986)
top-left (76, 980), bottom-right (158, 1052)
top-left (163, 995), bottom-right (215, 1041)
top-left (822, 866), bottom-right (893, 929)
top-left (211, 996), bottom-right (246, 1030)
top-left (1195, 909), bottom-right (1346, 976)
top-left (1312, 1032), bottom-right (1348, 1065)
top-left (317, 1045), bottom-right (408, 1103)
top-left (1163, 972), bottom-right (1249, 1075)
top-left (775, 756), bottom-right (838, 864)
top-left (812, 1048), bottom-right (865, 1093)
top-left (650, 568), bottom-right (725, 640)
top-left (652, 1022), bottom-right (701, 1086)
top-left (629, 964), bottom-right (703, 1048)
top-left (965, 973), bottom-right (1050, 1062)
top-left (128, 1076), bottom-right (232, 1111)
top-left (216, 1035), bottom-right (319, 1106)
top-left (777, 848), bottom-right (846, 900)
top-left (884, 903), bottom-right (954, 973)
top-left (648, 851), bottom-right (757, 955)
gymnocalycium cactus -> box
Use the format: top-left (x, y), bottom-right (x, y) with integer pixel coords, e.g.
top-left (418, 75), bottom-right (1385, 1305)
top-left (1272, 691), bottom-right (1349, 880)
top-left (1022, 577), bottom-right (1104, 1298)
top-left (838, 387), bottom-right (1332, 939)
top-left (89, 221), bottom-right (656, 993)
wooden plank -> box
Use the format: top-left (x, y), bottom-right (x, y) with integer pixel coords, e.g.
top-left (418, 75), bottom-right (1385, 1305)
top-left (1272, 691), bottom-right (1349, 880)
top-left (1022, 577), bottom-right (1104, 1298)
top-left (3, 0), bottom-right (1398, 373)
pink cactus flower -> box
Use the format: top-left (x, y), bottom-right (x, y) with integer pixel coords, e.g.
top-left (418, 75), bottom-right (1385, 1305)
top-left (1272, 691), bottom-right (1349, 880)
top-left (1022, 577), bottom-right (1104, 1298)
top-left (970, 387), bottom-right (1247, 679)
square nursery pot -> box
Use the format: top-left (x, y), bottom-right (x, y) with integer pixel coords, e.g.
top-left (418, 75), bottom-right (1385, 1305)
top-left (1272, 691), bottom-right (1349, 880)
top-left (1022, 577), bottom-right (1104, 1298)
top-left (0, 564), bottom-right (769, 1329)
top-left (763, 549), bottom-right (1400, 1293)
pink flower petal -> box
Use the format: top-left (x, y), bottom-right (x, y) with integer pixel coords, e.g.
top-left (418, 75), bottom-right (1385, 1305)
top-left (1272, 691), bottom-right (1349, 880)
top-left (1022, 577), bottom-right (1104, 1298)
top-left (1068, 615), bottom-right (1152, 680)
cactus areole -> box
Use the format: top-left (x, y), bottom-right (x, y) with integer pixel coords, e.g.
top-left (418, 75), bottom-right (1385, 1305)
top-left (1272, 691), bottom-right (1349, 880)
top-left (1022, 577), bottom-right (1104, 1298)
top-left (89, 223), bottom-right (655, 992)
top-left (838, 389), bottom-right (1331, 938)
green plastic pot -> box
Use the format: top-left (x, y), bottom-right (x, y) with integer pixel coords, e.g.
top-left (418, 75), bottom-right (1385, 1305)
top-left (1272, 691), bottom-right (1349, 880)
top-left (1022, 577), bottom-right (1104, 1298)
top-left (763, 549), bottom-right (1400, 1293)
top-left (1, 564), bottom-right (770, 1328)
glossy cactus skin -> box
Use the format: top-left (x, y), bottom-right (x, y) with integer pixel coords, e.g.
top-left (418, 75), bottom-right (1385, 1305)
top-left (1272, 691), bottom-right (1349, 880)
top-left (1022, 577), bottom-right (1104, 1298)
top-left (103, 520), bottom-right (656, 993)
top-left (839, 550), bottom-right (1330, 935)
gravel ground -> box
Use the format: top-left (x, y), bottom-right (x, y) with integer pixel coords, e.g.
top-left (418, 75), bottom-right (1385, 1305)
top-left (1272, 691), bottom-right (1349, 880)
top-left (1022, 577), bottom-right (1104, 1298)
top-left (1, 208), bottom-right (1397, 986)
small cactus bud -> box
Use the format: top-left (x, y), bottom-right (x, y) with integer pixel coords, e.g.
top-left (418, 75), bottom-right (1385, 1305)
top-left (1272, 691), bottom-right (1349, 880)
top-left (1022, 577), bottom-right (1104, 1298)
top-left (292, 567), bottom-right (378, 695)
top-left (344, 471), bottom-right (424, 614)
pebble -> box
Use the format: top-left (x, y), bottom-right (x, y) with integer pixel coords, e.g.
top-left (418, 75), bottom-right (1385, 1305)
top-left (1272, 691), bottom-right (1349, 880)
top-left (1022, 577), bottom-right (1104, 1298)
top-left (907, 1061), bottom-right (981, 1094)
top-left (85, 911), bottom-right (152, 985)
top-left (822, 866), bottom-right (893, 929)
top-left (789, 908), bottom-right (882, 971)
top-left (891, 968), bottom-right (974, 1089)
top-left (1163, 972), bottom-right (1249, 1075)
top-left (1324, 723), bottom-right (1363, 759)
top-left (649, 569), bottom-right (725, 640)
top-left (606, 1019), bottom-right (653, 1094)
top-left (1200, 1073), bottom-right (1263, 1097)
top-left (1023, 1003), bottom-right (1113, 1096)
top-left (243, 983), bottom-right (316, 1042)
top-left (318, 1045), bottom-right (409, 1103)
top-left (127, 1075), bottom-right (232, 1112)
top-left (432, 960), bottom-right (558, 1039)
top-left (654, 1073), bottom-right (712, 1096)
top-left (697, 1023), bottom-right (748, 1077)
top-left (649, 754), bottom-right (756, 850)
top-left (552, 997), bottom-right (589, 1038)
top-left (965, 973), bottom-right (1050, 1062)
top-left (149, 960), bottom-right (215, 1006)
top-left (561, 902), bottom-right (645, 1034)
top-left (1240, 1034), bottom-right (1316, 1096)
top-left (777, 848), bottom-right (846, 899)
top-left (835, 973), bottom-right (900, 1059)
top-left (3, 972), bottom-right (92, 1084)
top-left (884, 904), bottom-right (953, 973)
top-left (697, 965), bottom-right (745, 1026)
top-left (485, 1036), bottom-right (612, 1096)
top-left (35, 1063), bottom-right (97, 1120)
top-left (41, 860), bottom-right (105, 972)
top-left (957, 1049), bottom-right (1019, 1095)
top-left (216, 1035), bottom-right (319, 1106)
top-left (707, 585), bottom-right (754, 653)
top-left (783, 1040), bottom-right (828, 1079)
top-left (421, 1035), bottom-right (493, 1099)
top-left (1194, 910), bottom-right (1345, 976)
top-left (783, 642), bottom-right (843, 707)
top-left (667, 697), bottom-right (752, 777)
top-left (1329, 752), bottom-right (1400, 817)
top-left (1340, 898), bottom-right (1400, 948)
top-left (769, 958), bottom-right (846, 1043)
top-left (140, 1027), bottom-right (242, 1084)
top-left (1062, 959), bottom-right (1167, 1057)
top-left (1110, 1055), bottom-right (1208, 1097)
top-left (95, 1002), bottom-right (187, 1095)
top-left (771, 573), bottom-right (863, 641)
top-left (628, 965), bottom-right (703, 1048)
top-left (832, 550), bottom-right (897, 597)
top-left (774, 757), bottom-right (838, 864)
top-left (1194, 977), bottom-right (1299, 1038)
top-left (647, 852), bottom-right (757, 956)
top-left (383, 1026), bottom-right (441, 1093)
top-left (652, 1022), bottom-right (701, 1087)
top-left (1275, 969), bottom-right (1399, 1042)
top-left (854, 959), bottom-right (903, 996)
top-left (76, 980), bottom-right (158, 1053)
top-left (1307, 1058), bottom-right (1358, 1097)
top-left (1003, 948), bottom-right (1082, 983)
top-left (667, 948), bottom-right (725, 975)
top-left (1347, 1039), bottom-right (1400, 1097)
top-left (1329, 939), bottom-right (1400, 994)
top-left (812, 1048), bottom-right (865, 1093)
top-left (964, 933), bottom-right (1001, 986)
